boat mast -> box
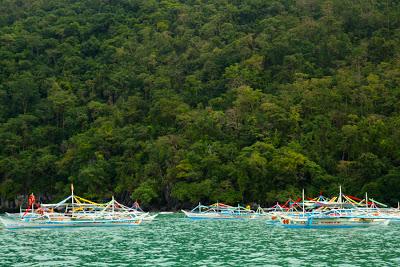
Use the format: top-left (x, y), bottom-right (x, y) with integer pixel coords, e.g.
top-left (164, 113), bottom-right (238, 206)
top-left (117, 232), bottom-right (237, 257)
top-left (339, 185), bottom-right (342, 209)
top-left (31, 193), bottom-right (34, 215)
top-left (71, 183), bottom-right (74, 215)
top-left (302, 189), bottom-right (305, 215)
top-left (112, 196), bottom-right (115, 216)
top-left (365, 192), bottom-right (368, 209)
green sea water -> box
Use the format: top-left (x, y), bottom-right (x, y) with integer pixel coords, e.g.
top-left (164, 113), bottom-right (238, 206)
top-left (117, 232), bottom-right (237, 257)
top-left (0, 213), bottom-right (399, 266)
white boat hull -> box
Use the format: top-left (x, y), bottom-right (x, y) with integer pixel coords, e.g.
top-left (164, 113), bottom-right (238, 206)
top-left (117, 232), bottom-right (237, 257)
top-left (278, 215), bottom-right (390, 228)
top-left (0, 216), bottom-right (141, 229)
top-left (182, 210), bottom-right (257, 220)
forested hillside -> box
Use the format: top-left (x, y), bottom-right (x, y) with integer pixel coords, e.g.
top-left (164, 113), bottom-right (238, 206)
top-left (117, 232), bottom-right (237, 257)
top-left (1, 0), bottom-right (400, 208)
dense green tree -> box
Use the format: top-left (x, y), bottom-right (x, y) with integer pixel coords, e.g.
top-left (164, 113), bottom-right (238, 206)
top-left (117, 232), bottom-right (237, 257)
top-left (0, 0), bottom-right (400, 209)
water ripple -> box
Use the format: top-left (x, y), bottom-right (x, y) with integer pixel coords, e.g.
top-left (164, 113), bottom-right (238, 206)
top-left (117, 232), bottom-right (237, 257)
top-left (0, 214), bottom-right (399, 266)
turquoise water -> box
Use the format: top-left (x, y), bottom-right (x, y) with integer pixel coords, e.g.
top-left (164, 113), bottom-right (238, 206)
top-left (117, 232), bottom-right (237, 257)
top-left (0, 213), bottom-right (399, 266)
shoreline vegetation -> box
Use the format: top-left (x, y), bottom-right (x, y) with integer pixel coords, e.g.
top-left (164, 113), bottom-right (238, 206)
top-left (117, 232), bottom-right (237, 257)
top-left (1, 0), bottom-right (400, 210)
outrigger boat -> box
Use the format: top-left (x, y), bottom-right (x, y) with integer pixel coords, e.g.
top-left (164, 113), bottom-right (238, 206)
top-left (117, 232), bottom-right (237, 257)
top-left (274, 188), bottom-right (392, 228)
top-left (0, 186), bottom-right (147, 229)
top-left (256, 203), bottom-right (288, 224)
top-left (278, 209), bottom-right (390, 228)
top-left (126, 201), bottom-right (158, 222)
top-left (182, 202), bottom-right (259, 220)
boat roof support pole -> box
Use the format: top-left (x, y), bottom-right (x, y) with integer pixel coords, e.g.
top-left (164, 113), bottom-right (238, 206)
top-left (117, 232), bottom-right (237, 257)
top-left (302, 189), bottom-right (305, 215)
top-left (71, 183), bottom-right (74, 215)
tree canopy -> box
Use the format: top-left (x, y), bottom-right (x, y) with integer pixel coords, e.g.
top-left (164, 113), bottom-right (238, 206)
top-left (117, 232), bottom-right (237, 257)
top-left (1, 0), bottom-right (400, 208)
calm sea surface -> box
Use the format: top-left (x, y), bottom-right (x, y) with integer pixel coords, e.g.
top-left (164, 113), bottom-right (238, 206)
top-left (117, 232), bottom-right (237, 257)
top-left (0, 213), bottom-right (399, 266)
